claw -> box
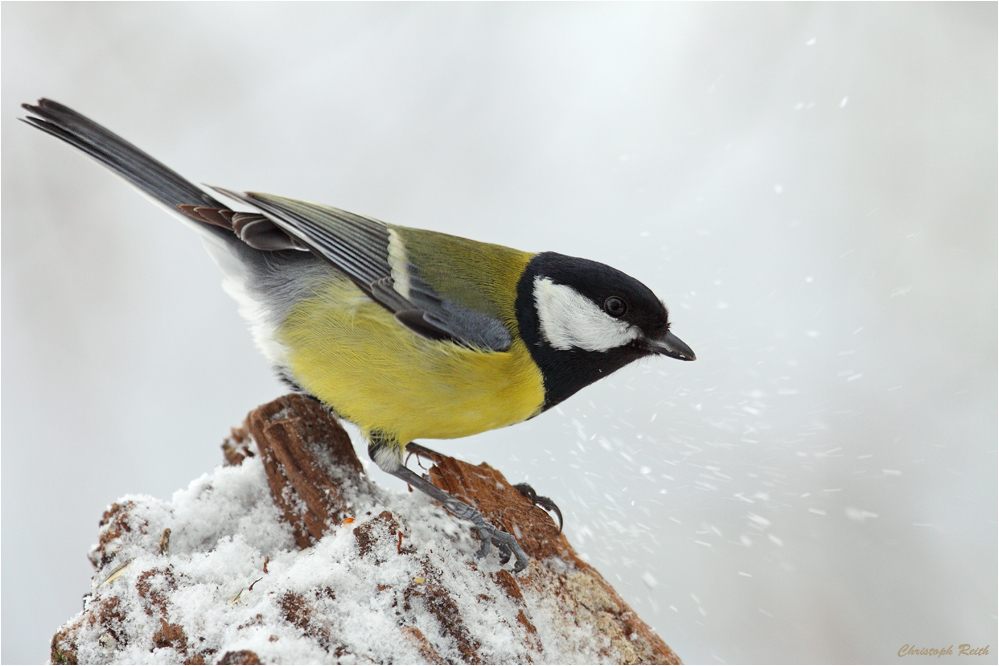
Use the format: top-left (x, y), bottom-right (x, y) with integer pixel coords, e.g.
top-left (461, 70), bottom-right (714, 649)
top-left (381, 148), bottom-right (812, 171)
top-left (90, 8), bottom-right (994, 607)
top-left (474, 521), bottom-right (528, 572)
top-left (510, 552), bottom-right (528, 573)
top-left (514, 483), bottom-right (564, 534)
top-left (474, 537), bottom-right (491, 560)
top-left (496, 540), bottom-right (512, 565)
top-left (405, 444), bottom-right (435, 471)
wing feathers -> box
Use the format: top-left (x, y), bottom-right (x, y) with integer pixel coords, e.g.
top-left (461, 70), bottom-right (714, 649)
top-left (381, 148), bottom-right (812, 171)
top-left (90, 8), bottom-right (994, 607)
top-left (22, 99), bottom-right (513, 351)
top-left (213, 188), bottom-right (391, 285)
top-left (211, 188), bottom-right (512, 351)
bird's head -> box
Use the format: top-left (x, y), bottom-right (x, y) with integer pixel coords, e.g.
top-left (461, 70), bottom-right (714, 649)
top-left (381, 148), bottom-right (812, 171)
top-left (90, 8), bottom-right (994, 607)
top-left (515, 252), bottom-right (694, 410)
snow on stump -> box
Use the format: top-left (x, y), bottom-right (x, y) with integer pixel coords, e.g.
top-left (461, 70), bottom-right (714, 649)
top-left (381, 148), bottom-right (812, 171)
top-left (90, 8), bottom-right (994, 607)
top-left (51, 394), bottom-right (681, 665)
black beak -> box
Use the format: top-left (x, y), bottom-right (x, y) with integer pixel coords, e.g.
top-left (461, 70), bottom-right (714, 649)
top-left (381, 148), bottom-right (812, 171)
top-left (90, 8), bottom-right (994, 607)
top-left (645, 331), bottom-right (696, 361)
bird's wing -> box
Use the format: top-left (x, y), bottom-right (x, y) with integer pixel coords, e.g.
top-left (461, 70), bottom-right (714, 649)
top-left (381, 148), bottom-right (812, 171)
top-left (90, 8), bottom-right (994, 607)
top-left (210, 188), bottom-right (514, 352)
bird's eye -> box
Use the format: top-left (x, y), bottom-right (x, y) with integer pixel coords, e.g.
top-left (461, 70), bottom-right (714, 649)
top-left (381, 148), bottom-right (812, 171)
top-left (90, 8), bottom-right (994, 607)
top-left (603, 296), bottom-right (627, 318)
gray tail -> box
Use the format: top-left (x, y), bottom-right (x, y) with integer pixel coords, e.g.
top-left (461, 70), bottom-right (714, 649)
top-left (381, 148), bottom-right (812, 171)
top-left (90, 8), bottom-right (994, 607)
top-left (21, 98), bottom-right (227, 216)
top-left (22, 98), bottom-right (324, 375)
top-left (21, 98), bottom-right (308, 254)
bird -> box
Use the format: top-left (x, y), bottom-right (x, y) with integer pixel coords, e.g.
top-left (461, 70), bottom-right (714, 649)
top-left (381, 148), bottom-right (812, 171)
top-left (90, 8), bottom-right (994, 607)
top-left (22, 99), bottom-right (695, 572)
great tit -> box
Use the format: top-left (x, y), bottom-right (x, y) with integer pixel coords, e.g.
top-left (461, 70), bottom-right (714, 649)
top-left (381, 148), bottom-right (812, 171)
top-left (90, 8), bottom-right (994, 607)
top-left (23, 99), bottom-right (695, 573)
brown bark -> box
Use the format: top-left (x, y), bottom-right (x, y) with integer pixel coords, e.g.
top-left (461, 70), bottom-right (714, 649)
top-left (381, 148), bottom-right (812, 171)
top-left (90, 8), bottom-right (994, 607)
top-left (51, 394), bottom-right (680, 665)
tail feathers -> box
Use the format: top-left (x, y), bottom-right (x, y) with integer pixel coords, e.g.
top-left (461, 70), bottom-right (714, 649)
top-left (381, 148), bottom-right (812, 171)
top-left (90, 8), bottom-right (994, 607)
top-left (21, 98), bottom-right (226, 215)
top-left (23, 99), bottom-right (308, 253)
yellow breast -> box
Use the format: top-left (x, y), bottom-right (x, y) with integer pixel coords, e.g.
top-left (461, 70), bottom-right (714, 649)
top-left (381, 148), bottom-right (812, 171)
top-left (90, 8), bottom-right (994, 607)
top-left (278, 273), bottom-right (545, 445)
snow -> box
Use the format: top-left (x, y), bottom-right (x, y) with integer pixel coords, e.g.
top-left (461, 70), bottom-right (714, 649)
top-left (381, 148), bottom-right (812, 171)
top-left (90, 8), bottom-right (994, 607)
top-left (58, 434), bottom-right (654, 664)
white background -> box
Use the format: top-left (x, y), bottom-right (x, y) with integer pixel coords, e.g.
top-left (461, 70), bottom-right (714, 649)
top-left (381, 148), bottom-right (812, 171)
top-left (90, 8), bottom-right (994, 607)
top-left (3, 4), bottom-right (995, 664)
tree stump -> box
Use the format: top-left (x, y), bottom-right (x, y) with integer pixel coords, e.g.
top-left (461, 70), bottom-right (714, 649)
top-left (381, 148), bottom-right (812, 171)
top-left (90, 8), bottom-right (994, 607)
top-left (51, 394), bottom-right (681, 664)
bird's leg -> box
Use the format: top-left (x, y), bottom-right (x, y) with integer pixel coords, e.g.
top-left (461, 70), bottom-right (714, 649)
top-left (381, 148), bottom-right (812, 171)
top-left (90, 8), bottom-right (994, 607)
top-left (368, 435), bottom-right (529, 572)
top-left (407, 442), bottom-right (564, 535)
top-left (388, 463), bottom-right (529, 572)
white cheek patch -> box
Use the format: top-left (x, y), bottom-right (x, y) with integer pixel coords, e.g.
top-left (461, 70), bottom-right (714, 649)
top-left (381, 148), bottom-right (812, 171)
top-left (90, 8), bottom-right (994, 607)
top-left (533, 277), bottom-right (640, 352)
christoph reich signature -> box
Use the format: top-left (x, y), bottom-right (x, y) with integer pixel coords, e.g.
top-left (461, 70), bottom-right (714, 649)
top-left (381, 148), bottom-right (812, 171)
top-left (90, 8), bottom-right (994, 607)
top-left (898, 644), bottom-right (990, 658)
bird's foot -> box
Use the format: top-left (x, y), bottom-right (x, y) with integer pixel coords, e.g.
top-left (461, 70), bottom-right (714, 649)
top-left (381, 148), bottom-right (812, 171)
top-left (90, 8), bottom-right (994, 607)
top-left (389, 460), bottom-right (530, 572)
top-left (513, 482), bottom-right (563, 534)
top-left (404, 442), bottom-right (438, 471)
top-left (468, 513), bottom-right (529, 572)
